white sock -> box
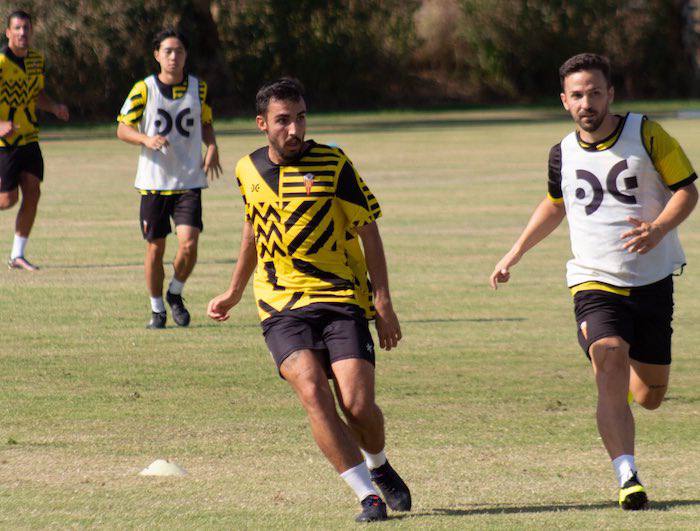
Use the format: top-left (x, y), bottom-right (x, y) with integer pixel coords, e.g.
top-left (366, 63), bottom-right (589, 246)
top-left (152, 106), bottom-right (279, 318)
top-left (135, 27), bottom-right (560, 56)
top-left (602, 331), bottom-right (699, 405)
top-left (168, 277), bottom-right (185, 295)
top-left (150, 296), bottom-right (165, 313)
top-left (11, 235), bottom-right (27, 259)
top-left (340, 462), bottom-right (378, 501)
top-left (612, 454), bottom-right (637, 487)
top-left (361, 449), bottom-right (387, 470)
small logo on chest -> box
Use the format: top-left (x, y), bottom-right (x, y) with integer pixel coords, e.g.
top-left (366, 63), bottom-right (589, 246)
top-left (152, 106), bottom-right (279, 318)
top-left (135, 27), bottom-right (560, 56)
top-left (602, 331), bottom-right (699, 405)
top-left (303, 173), bottom-right (314, 196)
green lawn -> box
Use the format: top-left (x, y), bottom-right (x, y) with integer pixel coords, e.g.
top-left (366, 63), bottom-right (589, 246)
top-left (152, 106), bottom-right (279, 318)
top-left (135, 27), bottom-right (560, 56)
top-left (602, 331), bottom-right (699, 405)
top-left (1, 108), bottom-right (699, 528)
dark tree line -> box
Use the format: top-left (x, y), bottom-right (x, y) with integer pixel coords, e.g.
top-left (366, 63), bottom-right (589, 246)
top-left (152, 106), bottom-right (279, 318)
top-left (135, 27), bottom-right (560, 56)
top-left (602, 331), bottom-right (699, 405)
top-left (4, 0), bottom-right (698, 119)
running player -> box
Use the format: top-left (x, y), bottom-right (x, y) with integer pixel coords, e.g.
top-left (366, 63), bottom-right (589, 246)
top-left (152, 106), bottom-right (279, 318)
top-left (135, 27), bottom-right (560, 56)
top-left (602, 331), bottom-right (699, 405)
top-left (490, 53), bottom-right (697, 510)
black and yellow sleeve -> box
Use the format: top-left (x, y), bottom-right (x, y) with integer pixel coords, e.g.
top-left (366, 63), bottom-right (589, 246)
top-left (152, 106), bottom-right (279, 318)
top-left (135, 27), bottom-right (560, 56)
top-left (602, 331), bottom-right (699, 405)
top-left (642, 118), bottom-right (697, 191)
top-left (336, 158), bottom-right (382, 228)
top-left (547, 143), bottom-right (564, 203)
top-left (117, 80), bottom-right (147, 126)
top-left (199, 80), bottom-right (213, 125)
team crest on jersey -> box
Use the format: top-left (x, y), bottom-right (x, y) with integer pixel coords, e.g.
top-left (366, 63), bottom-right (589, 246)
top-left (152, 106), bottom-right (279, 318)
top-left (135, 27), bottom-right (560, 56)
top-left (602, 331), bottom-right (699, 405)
top-left (303, 173), bottom-right (314, 196)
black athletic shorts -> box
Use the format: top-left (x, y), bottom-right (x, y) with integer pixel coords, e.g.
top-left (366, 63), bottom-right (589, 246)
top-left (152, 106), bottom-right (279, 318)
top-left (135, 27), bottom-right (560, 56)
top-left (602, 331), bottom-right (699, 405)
top-left (0, 143), bottom-right (44, 192)
top-left (139, 188), bottom-right (203, 241)
top-left (261, 302), bottom-right (375, 379)
top-left (573, 275), bottom-right (673, 365)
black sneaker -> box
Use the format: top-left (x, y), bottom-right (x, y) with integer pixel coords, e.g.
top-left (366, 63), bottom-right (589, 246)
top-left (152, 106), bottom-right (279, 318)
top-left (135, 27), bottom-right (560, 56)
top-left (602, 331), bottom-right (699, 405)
top-left (355, 494), bottom-right (387, 522)
top-left (370, 461), bottom-right (411, 511)
top-left (166, 291), bottom-right (190, 327)
top-left (619, 472), bottom-right (648, 510)
top-left (146, 311), bottom-right (167, 329)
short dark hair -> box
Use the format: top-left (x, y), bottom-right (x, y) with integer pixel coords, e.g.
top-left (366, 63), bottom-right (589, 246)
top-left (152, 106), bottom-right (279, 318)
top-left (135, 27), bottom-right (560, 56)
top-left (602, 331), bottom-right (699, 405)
top-left (152, 28), bottom-right (188, 52)
top-left (256, 78), bottom-right (305, 116)
top-left (559, 53), bottom-right (611, 89)
top-left (7, 10), bottom-right (31, 28)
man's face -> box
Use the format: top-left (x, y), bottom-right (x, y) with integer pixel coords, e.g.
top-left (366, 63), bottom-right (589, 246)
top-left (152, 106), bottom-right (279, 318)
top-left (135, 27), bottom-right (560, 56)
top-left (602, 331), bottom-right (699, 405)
top-left (154, 37), bottom-right (186, 77)
top-left (257, 98), bottom-right (307, 163)
top-left (6, 16), bottom-right (32, 53)
top-left (560, 69), bottom-right (614, 133)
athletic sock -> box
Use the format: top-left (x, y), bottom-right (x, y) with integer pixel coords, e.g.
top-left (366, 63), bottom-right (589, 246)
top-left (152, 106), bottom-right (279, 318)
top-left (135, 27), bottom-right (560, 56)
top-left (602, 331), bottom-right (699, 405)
top-left (612, 454), bottom-right (637, 487)
top-left (361, 449), bottom-right (387, 470)
top-left (150, 296), bottom-right (165, 313)
top-left (168, 277), bottom-right (185, 295)
top-left (340, 462), bottom-right (378, 501)
top-left (11, 235), bottom-right (28, 259)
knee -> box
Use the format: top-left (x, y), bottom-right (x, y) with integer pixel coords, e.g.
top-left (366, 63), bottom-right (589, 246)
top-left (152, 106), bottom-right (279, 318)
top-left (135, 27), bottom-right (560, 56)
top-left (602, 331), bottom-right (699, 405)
top-left (297, 380), bottom-right (335, 415)
top-left (20, 184), bottom-right (40, 203)
top-left (179, 238), bottom-right (198, 258)
top-left (0, 192), bottom-right (18, 209)
top-left (146, 243), bottom-right (165, 261)
top-left (635, 387), bottom-right (667, 410)
top-left (339, 395), bottom-right (377, 425)
top-left (591, 337), bottom-right (628, 375)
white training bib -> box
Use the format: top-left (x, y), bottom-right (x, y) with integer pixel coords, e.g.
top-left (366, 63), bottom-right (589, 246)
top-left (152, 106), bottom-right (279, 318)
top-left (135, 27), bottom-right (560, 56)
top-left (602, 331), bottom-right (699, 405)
top-left (134, 74), bottom-right (207, 191)
top-left (560, 113), bottom-right (685, 287)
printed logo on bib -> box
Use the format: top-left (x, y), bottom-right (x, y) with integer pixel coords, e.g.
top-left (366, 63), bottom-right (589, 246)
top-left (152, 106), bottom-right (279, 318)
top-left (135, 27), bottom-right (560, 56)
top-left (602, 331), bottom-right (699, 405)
top-left (154, 107), bottom-right (195, 137)
top-left (575, 159), bottom-right (638, 215)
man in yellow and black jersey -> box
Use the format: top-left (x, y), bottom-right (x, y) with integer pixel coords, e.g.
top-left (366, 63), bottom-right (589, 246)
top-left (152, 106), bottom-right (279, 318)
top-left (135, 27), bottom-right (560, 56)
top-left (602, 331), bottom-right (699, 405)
top-left (117, 28), bottom-right (221, 329)
top-left (208, 79), bottom-right (410, 522)
top-left (490, 54), bottom-right (697, 510)
top-left (0, 10), bottom-right (69, 271)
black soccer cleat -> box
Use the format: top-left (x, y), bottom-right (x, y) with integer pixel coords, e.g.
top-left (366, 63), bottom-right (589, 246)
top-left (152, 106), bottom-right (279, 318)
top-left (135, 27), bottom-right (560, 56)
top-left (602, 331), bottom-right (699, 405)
top-left (166, 291), bottom-right (190, 327)
top-left (370, 460), bottom-right (411, 512)
top-left (619, 473), bottom-right (648, 510)
top-left (146, 311), bottom-right (167, 329)
top-left (355, 494), bottom-right (388, 522)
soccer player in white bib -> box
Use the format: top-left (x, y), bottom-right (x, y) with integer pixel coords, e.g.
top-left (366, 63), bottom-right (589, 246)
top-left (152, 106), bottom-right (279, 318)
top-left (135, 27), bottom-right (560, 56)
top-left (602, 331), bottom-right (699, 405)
top-left (117, 29), bottom-right (221, 329)
top-left (489, 54), bottom-right (697, 510)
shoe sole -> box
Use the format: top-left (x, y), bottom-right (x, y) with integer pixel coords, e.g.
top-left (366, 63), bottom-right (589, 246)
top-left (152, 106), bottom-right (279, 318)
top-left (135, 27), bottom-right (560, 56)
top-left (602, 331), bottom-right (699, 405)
top-left (621, 492), bottom-right (649, 510)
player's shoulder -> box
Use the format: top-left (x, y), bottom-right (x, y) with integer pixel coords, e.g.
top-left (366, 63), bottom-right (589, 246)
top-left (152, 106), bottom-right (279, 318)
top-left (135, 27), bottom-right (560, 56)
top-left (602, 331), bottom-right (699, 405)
top-left (304, 141), bottom-right (349, 163)
top-left (548, 141), bottom-right (562, 161)
top-left (237, 146), bottom-right (268, 172)
top-left (26, 48), bottom-right (44, 62)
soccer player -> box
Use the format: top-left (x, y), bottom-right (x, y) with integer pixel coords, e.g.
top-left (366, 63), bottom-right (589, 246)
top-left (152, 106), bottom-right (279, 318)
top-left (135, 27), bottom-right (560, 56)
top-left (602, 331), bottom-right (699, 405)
top-left (489, 53), bottom-right (697, 510)
top-left (207, 78), bottom-right (411, 522)
top-left (117, 28), bottom-right (221, 329)
top-left (0, 10), bottom-right (69, 270)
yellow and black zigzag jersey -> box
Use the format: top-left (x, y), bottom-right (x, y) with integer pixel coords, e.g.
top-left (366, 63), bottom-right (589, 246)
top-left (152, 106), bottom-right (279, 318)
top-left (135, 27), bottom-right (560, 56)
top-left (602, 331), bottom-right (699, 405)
top-left (0, 46), bottom-right (45, 147)
top-left (235, 141), bottom-right (381, 321)
top-left (117, 73), bottom-right (212, 126)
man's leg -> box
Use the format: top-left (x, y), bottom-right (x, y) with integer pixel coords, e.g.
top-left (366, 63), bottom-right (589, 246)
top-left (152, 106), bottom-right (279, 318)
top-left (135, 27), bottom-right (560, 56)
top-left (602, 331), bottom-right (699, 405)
top-left (332, 358), bottom-right (411, 511)
top-left (165, 224), bottom-right (199, 326)
top-left (145, 238), bottom-right (167, 328)
top-left (8, 172), bottom-right (41, 270)
top-left (629, 361), bottom-right (670, 410)
top-left (280, 350), bottom-right (386, 521)
top-left (590, 336), bottom-right (647, 509)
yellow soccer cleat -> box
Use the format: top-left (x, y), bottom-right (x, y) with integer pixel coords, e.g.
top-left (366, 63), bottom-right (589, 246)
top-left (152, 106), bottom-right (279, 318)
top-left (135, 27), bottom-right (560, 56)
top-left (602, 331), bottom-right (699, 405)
top-left (619, 473), bottom-right (648, 510)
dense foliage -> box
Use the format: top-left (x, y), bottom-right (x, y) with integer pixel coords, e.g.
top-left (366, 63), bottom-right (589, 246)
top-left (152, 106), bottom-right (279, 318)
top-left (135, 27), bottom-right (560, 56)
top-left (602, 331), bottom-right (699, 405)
top-left (4, 0), bottom-right (699, 118)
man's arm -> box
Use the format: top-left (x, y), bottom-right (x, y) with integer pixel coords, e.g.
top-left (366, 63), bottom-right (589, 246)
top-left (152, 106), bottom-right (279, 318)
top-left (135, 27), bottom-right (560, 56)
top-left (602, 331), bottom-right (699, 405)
top-left (207, 220), bottom-right (257, 321)
top-left (36, 91), bottom-right (69, 121)
top-left (116, 122), bottom-right (168, 151)
top-left (201, 123), bottom-right (222, 180)
top-left (622, 182), bottom-right (698, 254)
top-left (489, 198), bottom-right (566, 289)
top-left (356, 221), bottom-right (401, 351)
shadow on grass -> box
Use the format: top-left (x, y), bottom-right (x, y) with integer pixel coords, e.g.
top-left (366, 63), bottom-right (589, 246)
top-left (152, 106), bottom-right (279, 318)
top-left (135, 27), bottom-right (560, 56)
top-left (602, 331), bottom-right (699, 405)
top-left (428, 499), bottom-right (700, 516)
top-left (44, 258), bottom-right (236, 270)
top-left (404, 317), bottom-right (526, 324)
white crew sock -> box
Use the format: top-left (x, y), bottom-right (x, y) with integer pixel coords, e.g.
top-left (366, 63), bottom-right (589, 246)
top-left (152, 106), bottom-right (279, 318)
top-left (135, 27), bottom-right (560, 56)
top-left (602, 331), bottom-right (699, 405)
top-left (340, 462), bottom-right (378, 501)
top-left (361, 449), bottom-right (387, 470)
top-left (150, 296), bottom-right (165, 313)
top-left (168, 277), bottom-right (185, 295)
top-left (612, 454), bottom-right (637, 487)
top-left (11, 235), bottom-right (28, 259)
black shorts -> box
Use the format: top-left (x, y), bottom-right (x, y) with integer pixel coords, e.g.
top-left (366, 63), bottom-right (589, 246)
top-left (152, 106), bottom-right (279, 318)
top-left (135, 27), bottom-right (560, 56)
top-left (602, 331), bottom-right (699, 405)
top-left (0, 143), bottom-right (44, 192)
top-left (261, 303), bottom-right (375, 378)
top-left (573, 276), bottom-right (674, 365)
top-left (139, 189), bottom-right (203, 241)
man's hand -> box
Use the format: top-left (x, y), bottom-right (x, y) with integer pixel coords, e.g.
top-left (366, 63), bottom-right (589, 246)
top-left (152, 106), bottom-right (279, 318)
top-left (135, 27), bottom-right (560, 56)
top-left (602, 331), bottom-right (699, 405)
top-left (203, 144), bottom-right (222, 180)
top-left (207, 291), bottom-right (241, 322)
top-left (143, 135), bottom-right (169, 151)
top-left (489, 250), bottom-right (521, 289)
top-left (621, 216), bottom-right (664, 254)
top-left (374, 300), bottom-right (401, 351)
top-left (0, 121), bottom-right (16, 138)
top-left (52, 103), bottom-right (69, 121)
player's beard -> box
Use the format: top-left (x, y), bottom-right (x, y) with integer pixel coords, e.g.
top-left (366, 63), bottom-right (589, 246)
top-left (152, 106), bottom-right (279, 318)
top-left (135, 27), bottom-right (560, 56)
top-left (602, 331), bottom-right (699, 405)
top-left (273, 135), bottom-right (304, 163)
top-left (577, 109), bottom-right (607, 133)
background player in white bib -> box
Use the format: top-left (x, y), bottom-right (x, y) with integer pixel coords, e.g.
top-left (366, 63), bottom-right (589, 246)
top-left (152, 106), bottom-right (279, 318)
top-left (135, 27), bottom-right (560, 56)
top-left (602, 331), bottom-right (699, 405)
top-left (117, 28), bottom-right (221, 329)
top-left (489, 53), bottom-right (697, 510)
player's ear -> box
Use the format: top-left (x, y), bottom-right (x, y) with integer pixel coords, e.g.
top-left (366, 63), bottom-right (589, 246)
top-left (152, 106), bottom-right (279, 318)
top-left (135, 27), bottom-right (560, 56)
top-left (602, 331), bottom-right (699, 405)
top-left (256, 114), bottom-right (267, 133)
top-left (608, 85), bottom-right (615, 104)
top-left (560, 92), bottom-right (569, 111)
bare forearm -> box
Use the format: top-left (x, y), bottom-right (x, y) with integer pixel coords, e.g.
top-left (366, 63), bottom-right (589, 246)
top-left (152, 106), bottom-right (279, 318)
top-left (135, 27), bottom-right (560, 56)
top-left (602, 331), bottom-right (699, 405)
top-left (509, 198), bottom-right (566, 258)
top-left (226, 222), bottom-right (257, 299)
top-left (117, 122), bottom-right (148, 146)
top-left (202, 123), bottom-right (217, 147)
top-left (36, 91), bottom-right (56, 113)
top-left (653, 184), bottom-right (698, 236)
top-left (357, 222), bottom-right (392, 304)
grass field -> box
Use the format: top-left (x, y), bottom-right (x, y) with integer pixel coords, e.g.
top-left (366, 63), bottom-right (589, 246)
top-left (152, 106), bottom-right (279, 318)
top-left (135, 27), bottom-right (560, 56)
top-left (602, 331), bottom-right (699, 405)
top-left (1, 107), bottom-right (699, 528)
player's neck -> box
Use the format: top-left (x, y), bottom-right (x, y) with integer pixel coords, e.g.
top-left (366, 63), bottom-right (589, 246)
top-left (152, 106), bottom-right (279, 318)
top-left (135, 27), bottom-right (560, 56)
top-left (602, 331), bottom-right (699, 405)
top-left (577, 113), bottom-right (619, 144)
top-left (157, 71), bottom-right (185, 86)
top-left (8, 44), bottom-right (29, 58)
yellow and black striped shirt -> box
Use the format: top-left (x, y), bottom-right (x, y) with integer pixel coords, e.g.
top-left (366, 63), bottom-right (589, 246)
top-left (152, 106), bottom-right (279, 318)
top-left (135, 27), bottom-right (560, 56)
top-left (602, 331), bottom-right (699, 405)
top-left (0, 46), bottom-right (44, 147)
top-left (236, 141), bottom-right (381, 321)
